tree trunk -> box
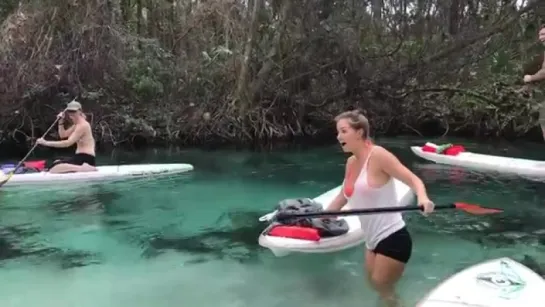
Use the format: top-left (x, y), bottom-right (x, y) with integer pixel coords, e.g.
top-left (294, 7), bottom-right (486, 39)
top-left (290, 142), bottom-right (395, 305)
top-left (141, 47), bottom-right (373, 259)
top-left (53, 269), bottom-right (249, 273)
top-left (231, 0), bottom-right (262, 113)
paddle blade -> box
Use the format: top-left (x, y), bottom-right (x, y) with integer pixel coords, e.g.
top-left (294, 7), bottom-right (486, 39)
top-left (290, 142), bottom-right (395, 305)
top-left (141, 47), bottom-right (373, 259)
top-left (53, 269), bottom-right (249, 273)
top-left (0, 172), bottom-right (14, 187)
top-left (453, 202), bottom-right (502, 215)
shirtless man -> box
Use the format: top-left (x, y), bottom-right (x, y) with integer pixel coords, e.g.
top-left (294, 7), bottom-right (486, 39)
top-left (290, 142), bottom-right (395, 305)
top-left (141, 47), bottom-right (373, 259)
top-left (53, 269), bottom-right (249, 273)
top-left (36, 100), bottom-right (98, 173)
top-left (523, 26), bottom-right (545, 140)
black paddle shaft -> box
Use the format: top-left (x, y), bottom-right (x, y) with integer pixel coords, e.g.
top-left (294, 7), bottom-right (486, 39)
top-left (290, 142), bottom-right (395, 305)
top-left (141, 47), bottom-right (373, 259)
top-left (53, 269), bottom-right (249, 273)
top-left (275, 203), bottom-right (456, 221)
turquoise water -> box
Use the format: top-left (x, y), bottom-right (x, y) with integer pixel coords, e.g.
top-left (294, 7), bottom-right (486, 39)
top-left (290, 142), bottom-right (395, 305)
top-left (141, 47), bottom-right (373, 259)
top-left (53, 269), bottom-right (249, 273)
top-left (1, 136), bottom-right (545, 306)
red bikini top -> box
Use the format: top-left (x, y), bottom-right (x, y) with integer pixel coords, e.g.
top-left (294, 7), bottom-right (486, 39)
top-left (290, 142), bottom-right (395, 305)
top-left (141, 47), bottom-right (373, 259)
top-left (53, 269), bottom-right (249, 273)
top-left (344, 184), bottom-right (354, 198)
top-left (343, 144), bottom-right (374, 198)
top-left (343, 169), bottom-right (354, 197)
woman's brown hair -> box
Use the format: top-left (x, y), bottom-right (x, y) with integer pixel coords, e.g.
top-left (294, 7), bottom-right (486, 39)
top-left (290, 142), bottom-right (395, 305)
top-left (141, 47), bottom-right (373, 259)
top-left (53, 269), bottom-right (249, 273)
top-left (334, 109), bottom-right (370, 139)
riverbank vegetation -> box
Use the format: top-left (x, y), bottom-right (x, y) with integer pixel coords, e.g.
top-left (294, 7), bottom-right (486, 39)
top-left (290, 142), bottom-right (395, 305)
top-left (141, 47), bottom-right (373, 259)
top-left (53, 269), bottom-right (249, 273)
top-left (0, 0), bottom-right (544, 153)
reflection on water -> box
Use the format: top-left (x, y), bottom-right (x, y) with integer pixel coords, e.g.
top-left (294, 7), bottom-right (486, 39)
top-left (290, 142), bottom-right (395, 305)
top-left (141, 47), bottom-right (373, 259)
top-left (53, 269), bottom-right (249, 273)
top-left (140, 210), bottom-right (265, 263)
top-left (0, 223), bottom-right (101, 269)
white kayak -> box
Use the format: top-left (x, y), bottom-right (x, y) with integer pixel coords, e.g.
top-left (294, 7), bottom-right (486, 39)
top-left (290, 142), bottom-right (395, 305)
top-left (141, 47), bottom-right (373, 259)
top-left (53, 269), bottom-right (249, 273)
top-left (417, 257), bottom-right (545, 306)
top-left (258, 179), bottom-right (415, 257)
top-left (0, 163), bottom-right (194, 187)
top-left (411, 143), bottom-right (545, 177)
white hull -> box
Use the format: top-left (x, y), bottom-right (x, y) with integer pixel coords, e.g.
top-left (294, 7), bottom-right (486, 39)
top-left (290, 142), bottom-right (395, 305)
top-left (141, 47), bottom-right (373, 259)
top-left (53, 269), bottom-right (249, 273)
top-left (0, 163), bottom-right (194, 187)
top-left (417, 257), bottom-right (545, 307)
top-left (411, 144), bottom-right (545, 177)
top-left (258, 179), bottom-right (415, 257)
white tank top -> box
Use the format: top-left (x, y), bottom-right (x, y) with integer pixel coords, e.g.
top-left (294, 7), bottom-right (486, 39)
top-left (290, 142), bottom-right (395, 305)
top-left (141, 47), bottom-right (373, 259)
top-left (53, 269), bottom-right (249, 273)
top-left (343, 146), bottom-right (405, 250)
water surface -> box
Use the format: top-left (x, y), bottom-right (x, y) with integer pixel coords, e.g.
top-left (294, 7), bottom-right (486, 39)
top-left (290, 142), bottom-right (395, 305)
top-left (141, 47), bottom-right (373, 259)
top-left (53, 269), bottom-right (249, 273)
top-left (1, 136), bottom-right (544, 306)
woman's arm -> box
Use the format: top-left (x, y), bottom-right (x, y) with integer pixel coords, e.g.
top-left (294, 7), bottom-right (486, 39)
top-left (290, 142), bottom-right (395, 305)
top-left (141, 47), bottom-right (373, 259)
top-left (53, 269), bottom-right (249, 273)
top-left (326, 156), bottom-right (356, 211)
top-left (377, 147), bottom-right (429, 202)
top-left (58, 121), bottom-right (76, 139)
top-left (44, 124), bottom-right (85, 148)
top-left (326, 190), bottom-right (348, 212)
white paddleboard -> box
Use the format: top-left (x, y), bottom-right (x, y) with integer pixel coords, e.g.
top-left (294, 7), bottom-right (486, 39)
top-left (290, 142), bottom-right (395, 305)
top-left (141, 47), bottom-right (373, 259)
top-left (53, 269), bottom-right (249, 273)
top-left (417, 257), bottom-right (545, 307)
top-left (411, 143), bottom-right (545, 178)
top-left (258, 179), bottom-right (415, 257)
top-left (0, 163), bottom-right (194, 187)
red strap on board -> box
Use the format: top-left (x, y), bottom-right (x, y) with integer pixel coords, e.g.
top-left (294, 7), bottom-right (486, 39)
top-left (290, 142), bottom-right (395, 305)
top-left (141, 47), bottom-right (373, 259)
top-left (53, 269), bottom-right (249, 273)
top-left (422, 145), bottom-right (437, 153)
top-left (268, 225), bottom-right (321, 241)
top-left (23, 160), bottom-right (46, 171)
top-left (444, 145), bottom-right (465, 156)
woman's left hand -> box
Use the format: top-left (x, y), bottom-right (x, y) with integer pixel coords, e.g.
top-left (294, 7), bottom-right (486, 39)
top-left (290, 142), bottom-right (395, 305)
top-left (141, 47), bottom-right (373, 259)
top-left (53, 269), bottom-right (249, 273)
top-left (417, 196), bottom-right (435, 216)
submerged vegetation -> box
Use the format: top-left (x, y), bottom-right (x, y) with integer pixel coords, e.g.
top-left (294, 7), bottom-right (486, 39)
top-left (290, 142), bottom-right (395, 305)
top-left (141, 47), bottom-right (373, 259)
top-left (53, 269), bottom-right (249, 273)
top-left (0, 0), bottom-right (545, 152)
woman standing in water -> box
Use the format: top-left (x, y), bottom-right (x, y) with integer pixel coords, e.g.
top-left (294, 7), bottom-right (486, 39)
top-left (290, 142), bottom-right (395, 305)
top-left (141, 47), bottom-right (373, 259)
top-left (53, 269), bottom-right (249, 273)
top-left (326, 110), bottom-right (435, 306)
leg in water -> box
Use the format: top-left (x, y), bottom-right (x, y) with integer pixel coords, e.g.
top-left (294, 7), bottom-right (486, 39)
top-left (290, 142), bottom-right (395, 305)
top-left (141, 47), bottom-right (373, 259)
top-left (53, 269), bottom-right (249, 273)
top-left (367, 252), bottom-right (406, 307)
top-left (365, 227), bottom-right (412, 307)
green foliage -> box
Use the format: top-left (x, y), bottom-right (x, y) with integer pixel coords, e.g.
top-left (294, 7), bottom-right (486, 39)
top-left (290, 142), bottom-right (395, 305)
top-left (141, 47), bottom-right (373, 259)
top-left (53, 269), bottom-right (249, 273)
top-left (124, 39), bottom-right (175, 102)
top-left (1, 0), bottom-right (545, 147)
top-left (490, 49), bottom-right (514, 74)
top-left (0, 0), bottom-right (17, 21)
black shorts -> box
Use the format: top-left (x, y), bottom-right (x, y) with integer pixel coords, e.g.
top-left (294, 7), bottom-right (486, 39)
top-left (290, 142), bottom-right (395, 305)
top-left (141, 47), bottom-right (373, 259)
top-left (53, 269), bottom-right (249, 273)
top-left (372, 226), bottom-right (412, 264)
top-left (50, 153), bottom-right (96, 168)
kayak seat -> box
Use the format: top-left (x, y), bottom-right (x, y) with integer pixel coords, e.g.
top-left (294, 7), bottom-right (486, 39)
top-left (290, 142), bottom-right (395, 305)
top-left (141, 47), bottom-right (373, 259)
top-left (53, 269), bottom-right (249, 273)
top-left (266, 198), bottom-right (350, 240)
